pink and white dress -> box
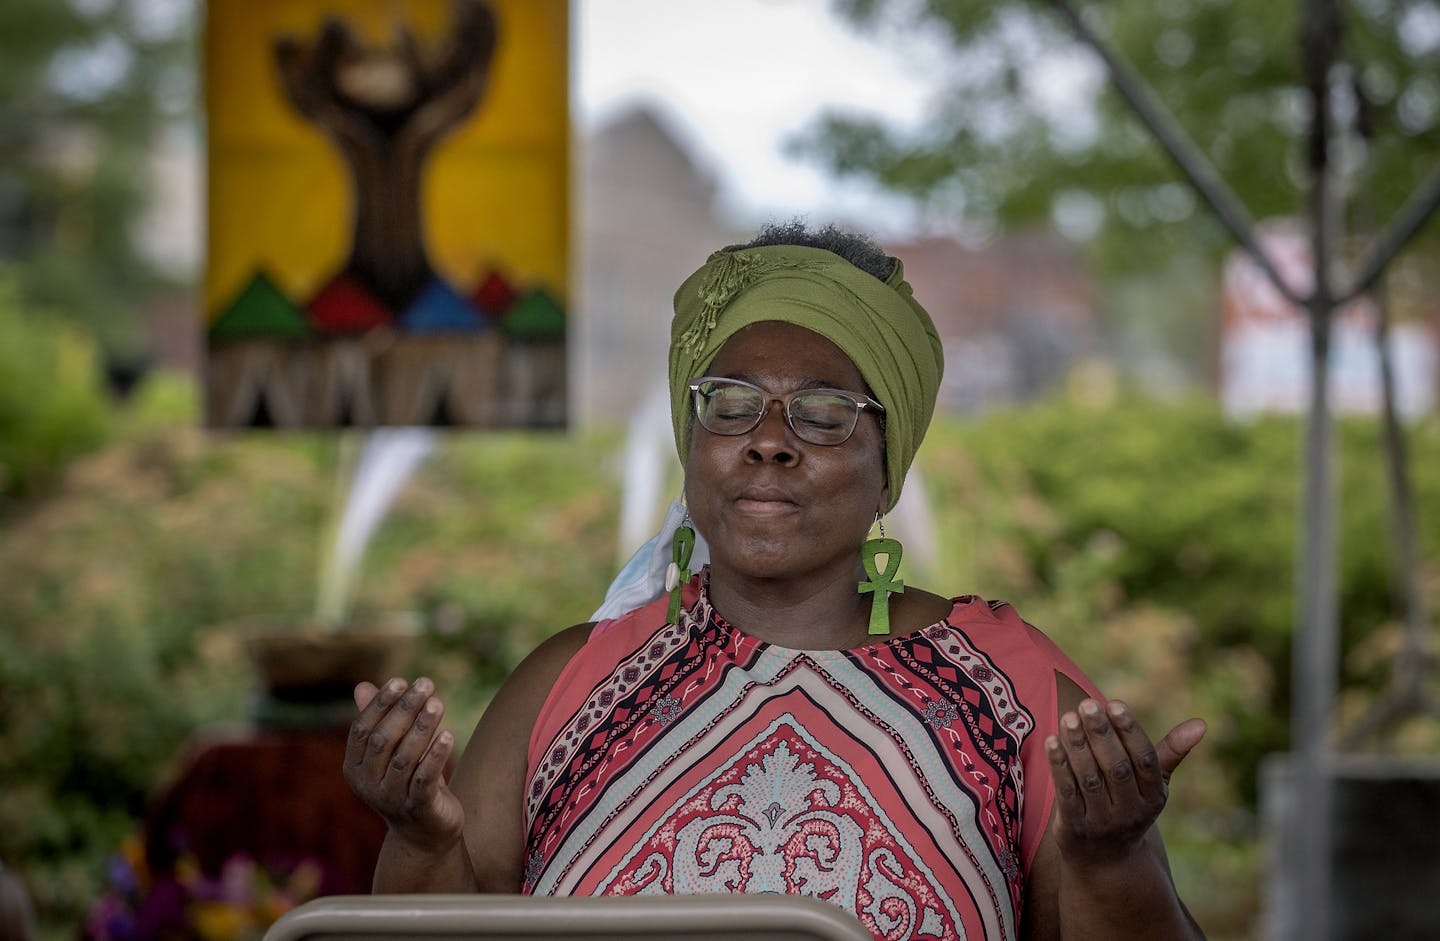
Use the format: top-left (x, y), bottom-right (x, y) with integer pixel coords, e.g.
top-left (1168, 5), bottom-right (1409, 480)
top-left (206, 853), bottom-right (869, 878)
top-left (522, 573), bottom-right (1100, 941)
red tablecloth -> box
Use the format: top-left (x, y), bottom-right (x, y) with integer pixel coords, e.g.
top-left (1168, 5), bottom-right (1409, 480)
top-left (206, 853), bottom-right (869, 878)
top-left (144, 726), bottom-right (387, 894)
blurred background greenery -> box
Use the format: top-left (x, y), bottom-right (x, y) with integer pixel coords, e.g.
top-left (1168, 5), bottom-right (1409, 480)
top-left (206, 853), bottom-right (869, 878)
top-left (3, 0), bottom-right (1440, 938)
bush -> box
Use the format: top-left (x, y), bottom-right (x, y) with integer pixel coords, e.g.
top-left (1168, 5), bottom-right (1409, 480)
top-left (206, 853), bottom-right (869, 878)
top-left (0, 273), bottom-right (111, 503)
top-left (0, 409), bottom-right (624, 933)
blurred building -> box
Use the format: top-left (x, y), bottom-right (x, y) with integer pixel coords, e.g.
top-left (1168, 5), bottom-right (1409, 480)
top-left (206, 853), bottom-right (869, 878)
top-left (575, 107), bottom-right (735, 427)
top-left (887, 232), bottom-right (1096, 412)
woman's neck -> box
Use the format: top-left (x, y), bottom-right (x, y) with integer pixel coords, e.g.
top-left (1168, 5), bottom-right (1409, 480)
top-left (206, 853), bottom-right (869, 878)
top-left (703, 561), bottom-right (878, 650)
top-left (701, 562), bottom-right (955, 651)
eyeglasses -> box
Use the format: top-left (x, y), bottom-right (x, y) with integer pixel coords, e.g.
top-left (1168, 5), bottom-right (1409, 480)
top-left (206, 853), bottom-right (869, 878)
top-left (688, 376), bottom-right (884, 446)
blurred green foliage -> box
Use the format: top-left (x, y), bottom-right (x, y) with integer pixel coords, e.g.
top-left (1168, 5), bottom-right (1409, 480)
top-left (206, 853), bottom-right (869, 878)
top-left (0, 273), bottom-right (111, 502)
top-left (809, 0), bottom-right (1440, 274)
top-left (2, 374), bottom-right (1437, 940)
top-left (805, 0), bottom-right (1440, 392)
top-left (0, 378), bottom-right (621, 933)
top-left (0, 0), bottom-right (195, 361)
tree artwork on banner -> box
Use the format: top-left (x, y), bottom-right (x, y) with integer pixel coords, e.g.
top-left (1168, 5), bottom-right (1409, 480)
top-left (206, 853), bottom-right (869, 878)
top-left (204, 0), bottom-right (569, 429)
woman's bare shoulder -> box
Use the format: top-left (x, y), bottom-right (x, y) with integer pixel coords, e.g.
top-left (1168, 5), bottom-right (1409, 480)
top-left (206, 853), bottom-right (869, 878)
top-left (515, 621), bottom-right (597, 685)
top-left (475, 621), bottom-right (595, 742)
top-left (893, 586), bottom-right (956, 633)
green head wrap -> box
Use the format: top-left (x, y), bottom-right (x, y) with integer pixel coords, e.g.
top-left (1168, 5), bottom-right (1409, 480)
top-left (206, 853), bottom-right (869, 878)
top-left (669, 244), bottom-right (944, 511)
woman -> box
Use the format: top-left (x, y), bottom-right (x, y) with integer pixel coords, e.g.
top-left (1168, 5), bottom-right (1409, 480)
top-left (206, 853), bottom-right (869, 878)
top-left (343, 224), bottom-right (1208, 940)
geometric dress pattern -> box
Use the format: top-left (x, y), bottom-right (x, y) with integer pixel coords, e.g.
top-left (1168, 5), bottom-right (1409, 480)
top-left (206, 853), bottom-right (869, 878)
top-left (522, 571), bottom-right (1101, 941)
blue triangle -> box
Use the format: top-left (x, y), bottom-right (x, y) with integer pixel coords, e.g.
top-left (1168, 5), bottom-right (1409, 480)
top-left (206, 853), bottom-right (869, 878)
top-left (398, 279), bottom-right (487, 333)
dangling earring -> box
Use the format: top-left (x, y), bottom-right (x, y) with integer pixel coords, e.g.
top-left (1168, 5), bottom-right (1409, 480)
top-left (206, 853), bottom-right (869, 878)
top-left (666, 511), bottom-right (696, 624)
top-left (858, 515), bottom-right (904, 635)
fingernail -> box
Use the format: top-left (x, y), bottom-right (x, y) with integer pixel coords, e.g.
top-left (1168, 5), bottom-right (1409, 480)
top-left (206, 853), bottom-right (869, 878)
top-left (386, 678), bottom-right (405, 694)
top-left (424, 699), bottom-right (441, 714)
top-left (1107, 701), bottom-right (1126, 717)
top-left (1063, 714), bottom-right (1081, 730)
top-left (1079, 700), bottom-right (1100, 717)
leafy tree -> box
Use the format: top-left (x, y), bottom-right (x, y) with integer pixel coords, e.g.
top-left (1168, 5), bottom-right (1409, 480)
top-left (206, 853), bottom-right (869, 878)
top-left (804, 0), bottom-right (1440, 276)
top-left (0, 0), bottom-right (196, 364)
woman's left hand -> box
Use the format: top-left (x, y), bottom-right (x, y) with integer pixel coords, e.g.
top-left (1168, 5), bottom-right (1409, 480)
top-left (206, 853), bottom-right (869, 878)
top-left (1044, 698), bottom-right (1206, 867)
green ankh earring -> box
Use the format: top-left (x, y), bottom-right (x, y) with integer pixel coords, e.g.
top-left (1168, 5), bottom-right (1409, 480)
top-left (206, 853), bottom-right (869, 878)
top-left (858, 517), bottom-right (904, 635)
top-left (666, 517), bottom-right (696, 624)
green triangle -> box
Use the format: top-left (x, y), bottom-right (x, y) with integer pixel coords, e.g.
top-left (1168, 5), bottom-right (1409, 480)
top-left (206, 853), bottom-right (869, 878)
top-left (209, 271), bottom-right (312, 340)
top-left (502, 287), bottom-right (567, 339)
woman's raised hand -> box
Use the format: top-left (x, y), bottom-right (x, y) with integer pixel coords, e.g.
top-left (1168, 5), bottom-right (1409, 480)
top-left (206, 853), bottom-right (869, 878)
top-left (344, 677), bottom-right (466, 853)
top-left (1044, 698), bottom-right (1206, 867)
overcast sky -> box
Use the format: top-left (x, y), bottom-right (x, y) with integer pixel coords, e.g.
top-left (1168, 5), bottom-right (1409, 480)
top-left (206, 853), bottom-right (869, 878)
top-left (574, 0), bottom-right (941, 233)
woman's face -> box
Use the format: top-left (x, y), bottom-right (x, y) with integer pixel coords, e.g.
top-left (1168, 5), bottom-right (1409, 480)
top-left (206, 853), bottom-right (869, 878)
top-left (684, 321), bottom-right (888, 583)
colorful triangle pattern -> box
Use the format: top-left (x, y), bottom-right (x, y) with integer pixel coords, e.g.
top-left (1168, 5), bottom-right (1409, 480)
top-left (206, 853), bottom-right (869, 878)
top-left (209, 264), bottom-right (564, 340)
top-left (307, 272), bottom-right (393, 334)
top-left (208, 271), bottom-right (312, 340)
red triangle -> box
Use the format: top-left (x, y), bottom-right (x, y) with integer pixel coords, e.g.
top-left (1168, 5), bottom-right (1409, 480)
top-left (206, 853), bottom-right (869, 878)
top-left (470, 269), bottom-right (517, 318)
top-left (307, 272), bottom-right (394, 334)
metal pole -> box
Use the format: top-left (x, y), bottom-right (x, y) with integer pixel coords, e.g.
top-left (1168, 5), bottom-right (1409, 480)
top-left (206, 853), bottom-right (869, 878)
top-left (1337, 73), bottom-right (1436, 748)
top-left (1291, 202), bottom-right (1337, 941)
top-left (1292, 1), bottom-right (1342, 935)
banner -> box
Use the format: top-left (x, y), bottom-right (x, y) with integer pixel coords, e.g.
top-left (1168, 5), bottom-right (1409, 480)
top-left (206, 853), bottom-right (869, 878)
top-left (204, 0), bottom-right (568, 428)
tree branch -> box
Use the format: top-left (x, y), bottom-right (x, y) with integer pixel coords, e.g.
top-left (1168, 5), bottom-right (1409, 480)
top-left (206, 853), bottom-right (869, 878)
top-left (1045, 0), bottom-right (1308, 308)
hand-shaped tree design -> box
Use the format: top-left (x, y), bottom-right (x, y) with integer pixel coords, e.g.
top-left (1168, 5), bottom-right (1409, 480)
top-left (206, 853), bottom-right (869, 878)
top-left (275, 1), bottom-right (498, 311)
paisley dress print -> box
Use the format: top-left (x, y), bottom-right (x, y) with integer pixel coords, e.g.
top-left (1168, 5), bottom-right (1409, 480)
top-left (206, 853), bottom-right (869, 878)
top-left (522, 575), bottom-right (1099, 941)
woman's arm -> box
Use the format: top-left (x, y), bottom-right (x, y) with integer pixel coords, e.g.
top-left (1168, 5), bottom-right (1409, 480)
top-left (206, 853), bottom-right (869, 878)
top-left (345, 622), bottom-right (594, 893)
top-left (1022, 673), bottom-right (1207, 941)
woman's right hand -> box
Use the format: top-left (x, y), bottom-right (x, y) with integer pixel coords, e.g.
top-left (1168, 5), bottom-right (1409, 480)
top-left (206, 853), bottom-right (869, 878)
top-left (344, 677), bottom-right (465, 852)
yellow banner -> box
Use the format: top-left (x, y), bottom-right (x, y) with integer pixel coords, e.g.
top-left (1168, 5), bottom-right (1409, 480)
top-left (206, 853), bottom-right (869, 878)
top-left (204, 0), bottom-right (568, 428)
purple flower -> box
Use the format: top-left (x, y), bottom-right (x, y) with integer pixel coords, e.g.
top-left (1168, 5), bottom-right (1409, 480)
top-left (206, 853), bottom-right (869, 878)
top-left (219, 855), bottom-right (258, 904)
top-left (86, 894), bottom-right (138, 941)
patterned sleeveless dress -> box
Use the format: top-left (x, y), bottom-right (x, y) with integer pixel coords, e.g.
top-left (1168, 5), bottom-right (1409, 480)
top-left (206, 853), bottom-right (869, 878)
top-left (522, 574), bottom-right (1100, 941)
